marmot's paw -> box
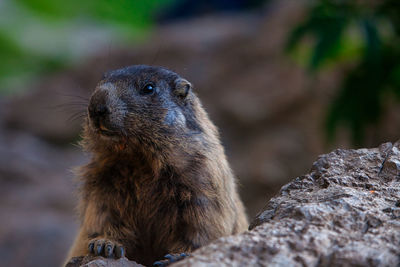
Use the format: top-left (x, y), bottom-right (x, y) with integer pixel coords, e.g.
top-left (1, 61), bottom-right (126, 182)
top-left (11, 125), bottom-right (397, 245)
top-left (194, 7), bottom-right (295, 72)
top-left (88, 238), bottom-right (125, 258)
top-left (153, 253), bottom-right (190, 266)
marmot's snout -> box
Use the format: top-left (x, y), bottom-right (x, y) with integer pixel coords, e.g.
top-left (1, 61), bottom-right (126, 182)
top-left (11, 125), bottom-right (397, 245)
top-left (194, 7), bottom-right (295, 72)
top-left (87, 86), bottom-right (124, 136)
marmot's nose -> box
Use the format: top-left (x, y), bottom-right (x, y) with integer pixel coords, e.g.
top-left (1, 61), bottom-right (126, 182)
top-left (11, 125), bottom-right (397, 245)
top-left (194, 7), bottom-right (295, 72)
top-left (94, 105), bottom-right (109, 117)
top-left (89, 104), bottom-right (109, 119)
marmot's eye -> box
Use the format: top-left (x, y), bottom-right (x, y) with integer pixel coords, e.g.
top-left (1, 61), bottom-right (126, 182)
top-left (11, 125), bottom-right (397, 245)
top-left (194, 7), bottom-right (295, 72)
top-left (141, 84), bottom-right (155, 95)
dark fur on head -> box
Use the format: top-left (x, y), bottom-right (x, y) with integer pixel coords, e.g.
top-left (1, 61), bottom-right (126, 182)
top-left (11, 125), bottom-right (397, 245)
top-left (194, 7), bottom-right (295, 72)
top-left (83, 65), bottom-right (213, 161)
top-left (67, 65), bottom-right (248, 266)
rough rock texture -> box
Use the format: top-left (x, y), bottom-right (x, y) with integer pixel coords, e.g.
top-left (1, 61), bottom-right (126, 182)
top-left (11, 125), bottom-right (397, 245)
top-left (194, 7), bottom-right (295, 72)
top-left (66, 256), bottom-right (144, 267)
top-left (172, 141), bottom-right (400, 266)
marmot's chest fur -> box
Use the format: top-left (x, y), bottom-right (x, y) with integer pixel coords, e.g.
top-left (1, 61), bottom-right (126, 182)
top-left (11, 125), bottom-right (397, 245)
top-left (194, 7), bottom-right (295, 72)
top-left (67, 65), bottom-right (248, 266)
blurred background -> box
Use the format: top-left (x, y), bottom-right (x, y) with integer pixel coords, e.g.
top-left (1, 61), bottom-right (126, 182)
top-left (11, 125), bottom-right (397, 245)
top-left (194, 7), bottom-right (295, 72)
top-left (1, 0), bottom-right (400, 266)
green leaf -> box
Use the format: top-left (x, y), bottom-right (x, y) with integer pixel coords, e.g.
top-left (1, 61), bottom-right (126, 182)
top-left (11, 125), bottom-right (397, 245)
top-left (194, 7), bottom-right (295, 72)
top-left (286, 1), bottom-right (350, 70)
top-left (361, 18), bottom-right (381, 64)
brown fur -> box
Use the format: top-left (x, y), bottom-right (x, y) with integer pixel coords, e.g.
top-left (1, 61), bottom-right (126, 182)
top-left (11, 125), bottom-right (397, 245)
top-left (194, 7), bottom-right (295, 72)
top-left (66, 65), bottom-right (248, 266)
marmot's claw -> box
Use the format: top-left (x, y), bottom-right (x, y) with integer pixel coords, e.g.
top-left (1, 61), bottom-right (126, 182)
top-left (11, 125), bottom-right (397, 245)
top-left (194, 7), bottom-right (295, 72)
top-left (104, 241), bottom-right (114, 258)
top-left (115, 245), bottom-right (125, 258)
top-left (88, 242), bottom-right (95, 254)
top-left (153, 253), bottom-right (190, 266)
top-left (88, 238), bottom-right (124, 259)
top-left (95, 241), bottom-right (104, 255)
top-left (153, 261), bottom-right (166, 267)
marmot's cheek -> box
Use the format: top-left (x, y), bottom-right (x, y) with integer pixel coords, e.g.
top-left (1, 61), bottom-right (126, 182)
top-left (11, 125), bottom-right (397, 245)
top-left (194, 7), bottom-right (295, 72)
top-left (106, 113), bottom-right (123, 130)
top-left (164, 109), bottom-right (186, 128)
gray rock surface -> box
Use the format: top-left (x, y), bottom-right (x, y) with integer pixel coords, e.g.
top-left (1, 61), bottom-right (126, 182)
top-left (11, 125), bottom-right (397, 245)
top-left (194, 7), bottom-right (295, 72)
top-left (172, 141), bottom-right (400, 266)
top-left (66, 256), bottom-right (144, 267)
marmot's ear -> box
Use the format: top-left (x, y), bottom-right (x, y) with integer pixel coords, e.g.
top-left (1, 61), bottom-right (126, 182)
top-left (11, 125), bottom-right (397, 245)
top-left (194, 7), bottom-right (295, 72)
top-left (174, 78), bottom-right (192, 98)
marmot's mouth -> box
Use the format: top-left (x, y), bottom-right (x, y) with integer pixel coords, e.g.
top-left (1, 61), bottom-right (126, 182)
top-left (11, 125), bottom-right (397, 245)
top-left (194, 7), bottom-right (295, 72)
top-left (97, 129), bottom-right (118, 137)
top-left (90, 119), bottom-right (119, 137)
top-left (91, 123), bottom-right (119, 137)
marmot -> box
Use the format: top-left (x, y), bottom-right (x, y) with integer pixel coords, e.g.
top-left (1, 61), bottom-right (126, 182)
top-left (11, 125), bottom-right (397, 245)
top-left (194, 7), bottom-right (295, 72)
top-left (66, 65), bottom-right (248, 266)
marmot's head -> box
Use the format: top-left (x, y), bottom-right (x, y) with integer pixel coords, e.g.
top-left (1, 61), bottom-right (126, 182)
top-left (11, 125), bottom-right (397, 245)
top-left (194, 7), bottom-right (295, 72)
top-left (83, 65), bottom-right (204, 154)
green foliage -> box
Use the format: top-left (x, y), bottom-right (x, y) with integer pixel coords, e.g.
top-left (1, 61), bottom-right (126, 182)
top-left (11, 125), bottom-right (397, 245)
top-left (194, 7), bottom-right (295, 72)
top-left (287, 0), bottom-right (400, 145)
top-left (0, 28), bottom-right (65, 94)
top-left (0, 0), bottom-right (174, 94)
top-left (15, 0), bottom-right (167, 28)
top-left (286, 1), bottom-right (350, 70)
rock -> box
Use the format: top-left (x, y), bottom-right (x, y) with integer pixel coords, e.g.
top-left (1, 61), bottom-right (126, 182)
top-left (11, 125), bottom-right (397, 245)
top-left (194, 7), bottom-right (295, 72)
top-left (0, 128), bottom-right (85, 267)
top-left (65, 256), bottom-right (144, 267)
top-left (171, 141), bottom-right (400, 266)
